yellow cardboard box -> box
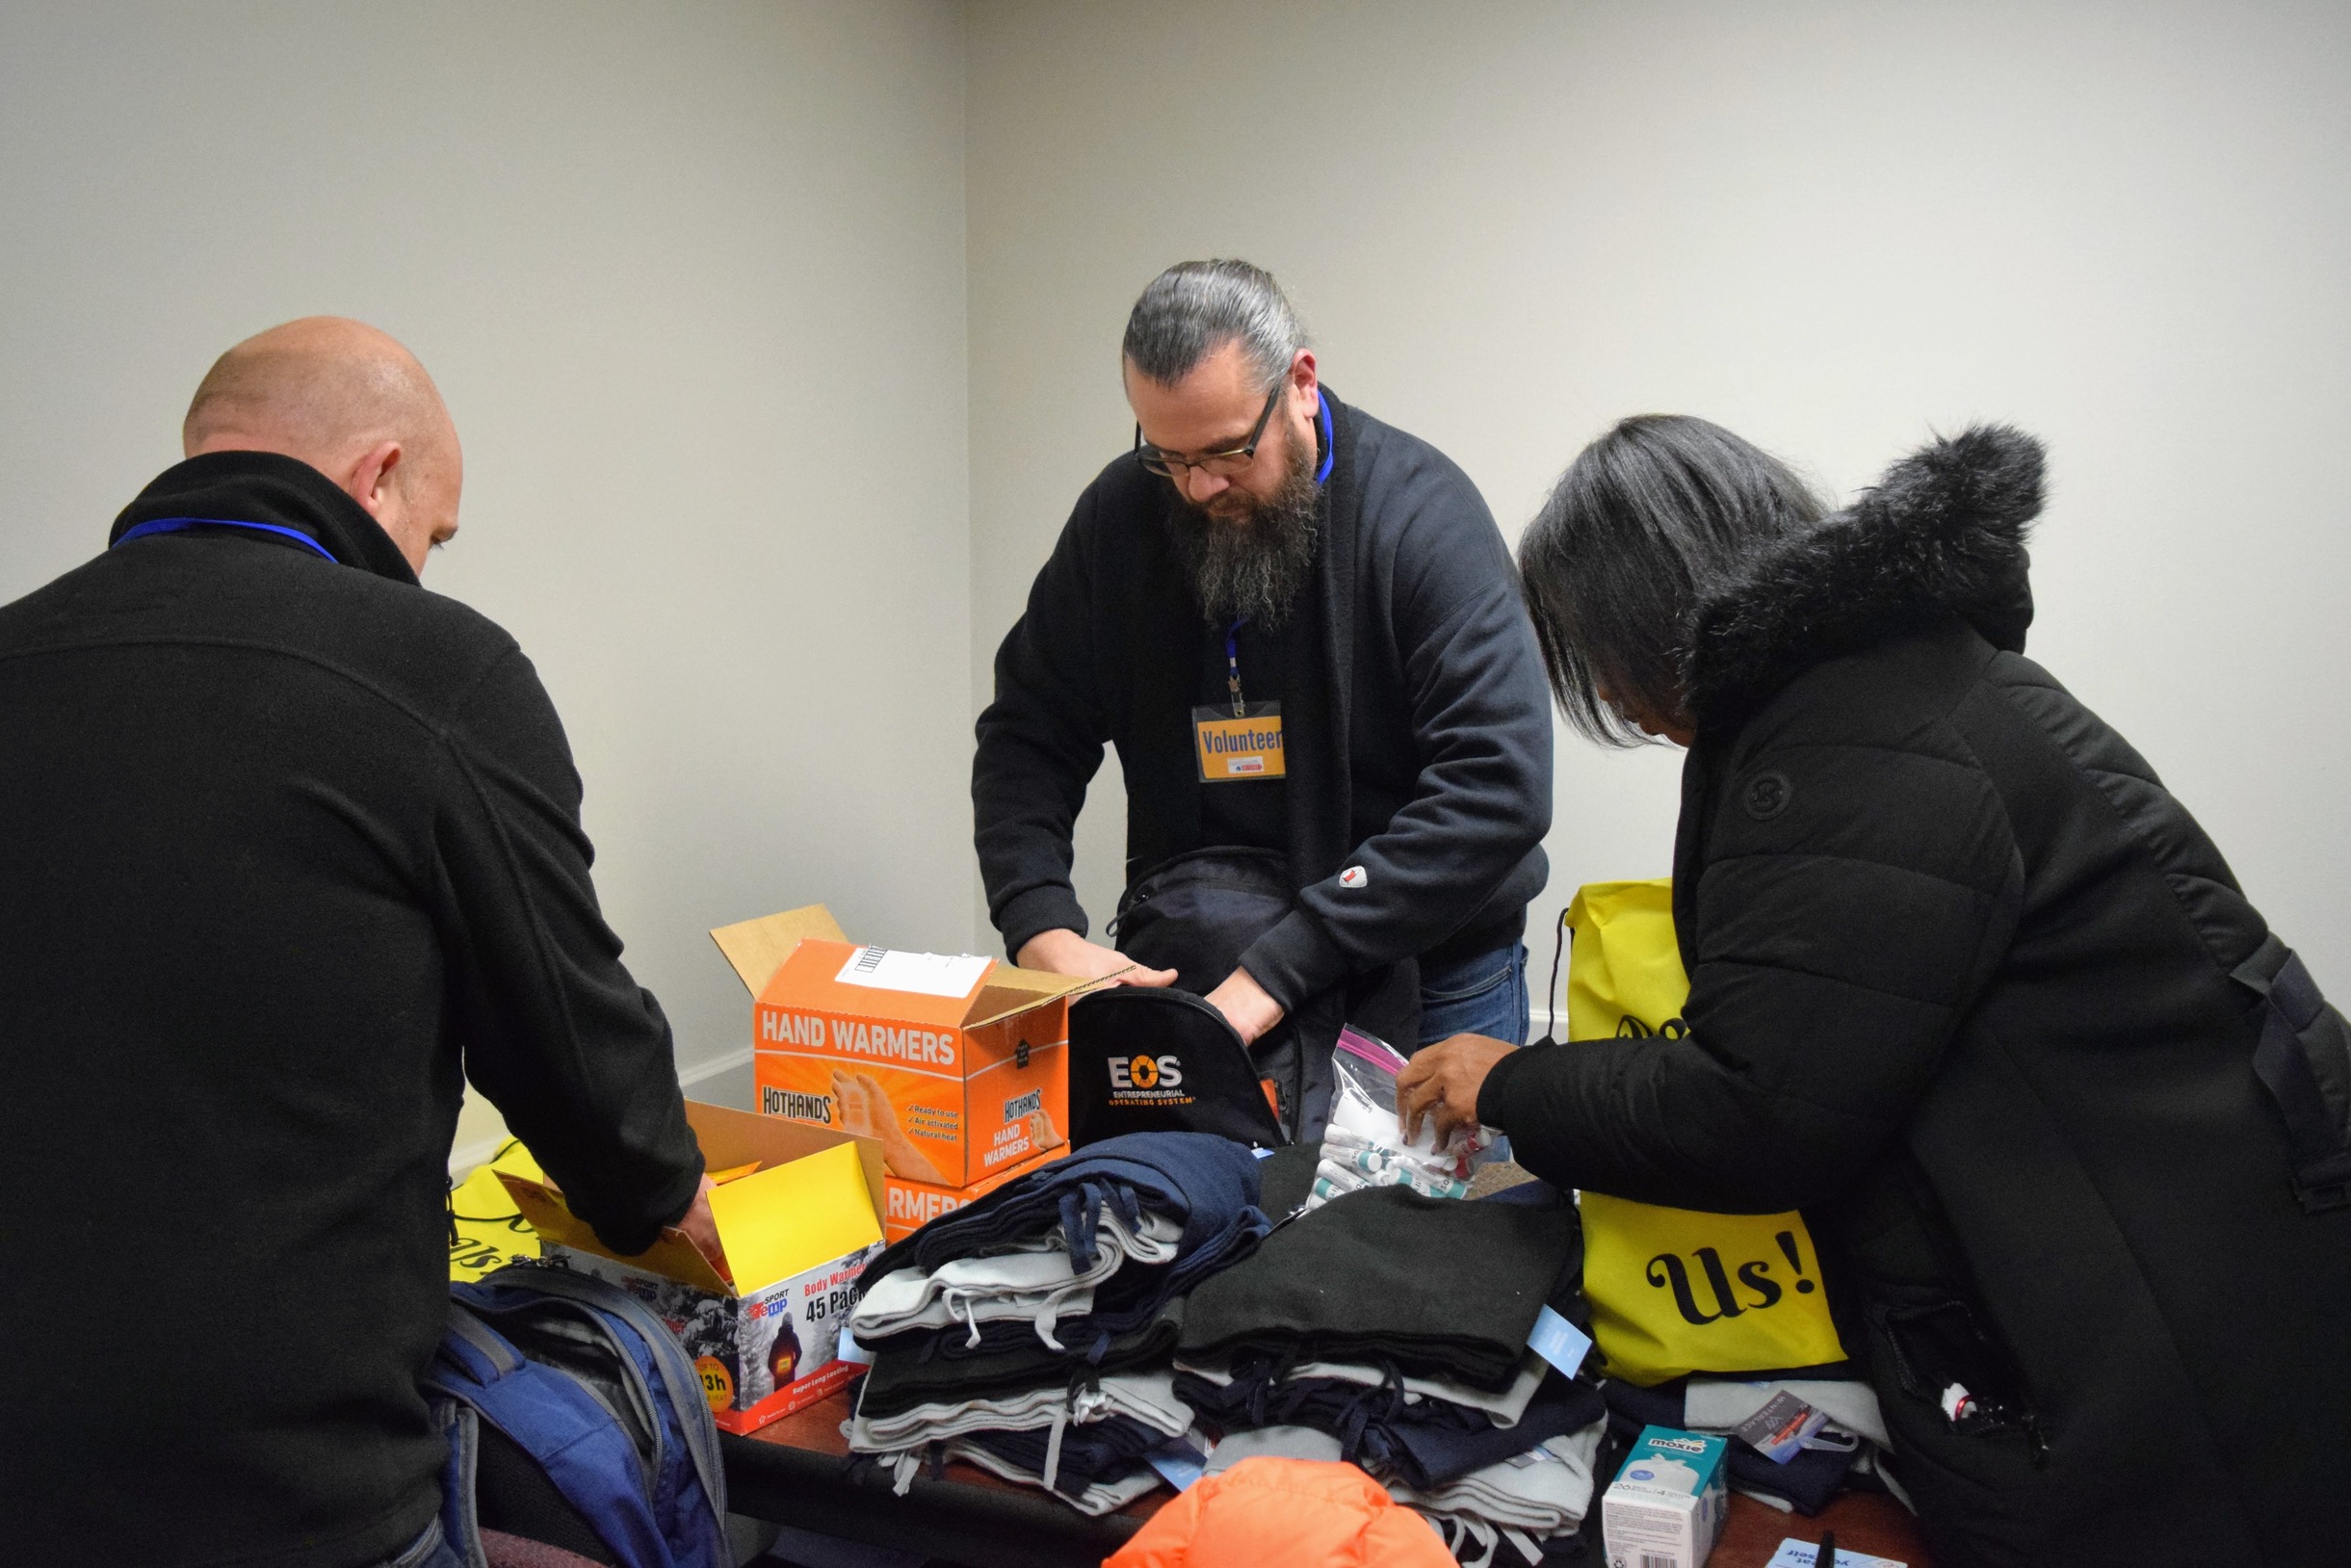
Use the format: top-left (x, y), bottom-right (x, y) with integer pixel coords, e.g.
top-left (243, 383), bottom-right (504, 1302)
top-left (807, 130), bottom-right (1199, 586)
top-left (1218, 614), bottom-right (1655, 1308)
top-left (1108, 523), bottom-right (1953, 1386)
top-left (495, 1100), bottom-right (886, 1433)
top-left (710, 905), bottom-right (1084, 1189)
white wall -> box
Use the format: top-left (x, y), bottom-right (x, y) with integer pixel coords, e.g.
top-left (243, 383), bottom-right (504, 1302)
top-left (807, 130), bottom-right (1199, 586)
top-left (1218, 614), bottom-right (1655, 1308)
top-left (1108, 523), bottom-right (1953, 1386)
top-left (9, 3), bottom-right (2349, 1172)
top-left (0, 0), bottom-right (972, 1163)
top-left (965, 0), bottom-right (2351, 1016)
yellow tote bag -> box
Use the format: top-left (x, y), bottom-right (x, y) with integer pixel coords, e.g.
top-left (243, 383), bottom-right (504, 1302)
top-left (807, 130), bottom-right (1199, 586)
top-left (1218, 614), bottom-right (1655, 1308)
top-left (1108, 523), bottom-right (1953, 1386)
top-left (448, 1139), bottom-right (544, 1283)
top-left (1566, 879), bottom-right (1847, 1385)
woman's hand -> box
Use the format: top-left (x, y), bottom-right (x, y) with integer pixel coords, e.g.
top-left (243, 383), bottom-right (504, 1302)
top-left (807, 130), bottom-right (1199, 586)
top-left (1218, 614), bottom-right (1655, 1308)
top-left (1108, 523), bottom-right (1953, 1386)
top-left (1396, 1032), bottom-right (1518, 1146)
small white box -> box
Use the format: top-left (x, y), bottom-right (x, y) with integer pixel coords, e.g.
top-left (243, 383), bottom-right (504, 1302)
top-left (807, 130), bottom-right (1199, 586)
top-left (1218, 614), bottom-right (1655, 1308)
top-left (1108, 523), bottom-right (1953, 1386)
top-left (1603, 1426), bottom-right (1729, 1568)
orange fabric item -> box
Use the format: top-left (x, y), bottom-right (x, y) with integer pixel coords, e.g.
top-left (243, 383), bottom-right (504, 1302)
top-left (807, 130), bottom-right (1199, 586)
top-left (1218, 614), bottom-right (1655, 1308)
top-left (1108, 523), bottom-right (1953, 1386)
top-left (1107, 1456), bottom-right (1457, 1568)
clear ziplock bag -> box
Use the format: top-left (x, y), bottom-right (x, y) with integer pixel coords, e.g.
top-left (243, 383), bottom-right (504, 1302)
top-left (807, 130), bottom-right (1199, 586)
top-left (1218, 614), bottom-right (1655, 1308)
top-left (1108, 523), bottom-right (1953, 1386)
top-left (1303, 1027), bottom-right (1489, 1211)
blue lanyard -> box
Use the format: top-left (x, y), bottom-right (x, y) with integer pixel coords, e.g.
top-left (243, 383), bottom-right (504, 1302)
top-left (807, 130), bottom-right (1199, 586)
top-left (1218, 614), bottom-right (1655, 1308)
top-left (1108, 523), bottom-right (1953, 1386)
top-left (1224, 616), bottom-right (1250, 717)
top-left (1314, 389), bottom-right (1334, 485)
top-left (113, 516), bottom-right (336, 563)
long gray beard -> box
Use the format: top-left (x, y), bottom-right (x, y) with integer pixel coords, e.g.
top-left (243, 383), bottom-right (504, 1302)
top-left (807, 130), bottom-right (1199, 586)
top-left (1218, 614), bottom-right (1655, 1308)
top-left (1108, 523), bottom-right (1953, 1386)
top-left (1163, 446), bottom-right (1321, 628)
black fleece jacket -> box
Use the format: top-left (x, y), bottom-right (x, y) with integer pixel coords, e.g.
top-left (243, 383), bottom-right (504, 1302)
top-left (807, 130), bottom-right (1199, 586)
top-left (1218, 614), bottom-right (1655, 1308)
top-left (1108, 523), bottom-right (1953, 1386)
top-left (0, 454), bottom-right (704, 1568)
top-left (973, 389), bottom-right (1552, 1009)
top-left (1480, 429), bottom-right (2351, 1568)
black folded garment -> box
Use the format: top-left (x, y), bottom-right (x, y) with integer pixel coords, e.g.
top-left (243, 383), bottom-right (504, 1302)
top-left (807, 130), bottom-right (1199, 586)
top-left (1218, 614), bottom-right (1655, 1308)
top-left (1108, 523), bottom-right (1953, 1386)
top-left (1177, 1356), bottom-right (1607, 1492)
top-left (855, 1302), bottom-right (1185, 1421)
top-left (956, 1412), bottom-right (1170, 1504)
top-left (1179, 1182), bottom-right (1581, 1393)
top-left (1256, 1140), bottom-right (1320, 1220)
top-left (1602, 1379), bottom-right (1859, 1515)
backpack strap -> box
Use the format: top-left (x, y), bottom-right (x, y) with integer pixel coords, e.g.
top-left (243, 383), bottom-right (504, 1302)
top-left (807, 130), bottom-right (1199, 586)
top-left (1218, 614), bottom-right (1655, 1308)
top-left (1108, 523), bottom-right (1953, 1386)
top-left (439, 1302), bottom-right (525, 1383)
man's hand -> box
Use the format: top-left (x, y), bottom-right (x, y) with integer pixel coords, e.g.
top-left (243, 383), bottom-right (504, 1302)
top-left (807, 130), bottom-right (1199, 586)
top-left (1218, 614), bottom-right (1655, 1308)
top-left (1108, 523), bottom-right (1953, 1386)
top-left (1205, 965), bottom-right (1286, 1047)
top-left (1396, 1032), bottom-right (1517, 1146)
top-left (1017, 928), bottom-right (1176, 987)
top-left (674, 1175), bottom-right (727, 1283)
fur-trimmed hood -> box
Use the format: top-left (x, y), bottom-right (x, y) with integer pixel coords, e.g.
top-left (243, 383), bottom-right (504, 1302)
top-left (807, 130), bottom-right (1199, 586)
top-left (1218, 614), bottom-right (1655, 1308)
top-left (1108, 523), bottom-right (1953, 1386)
top-left (1685, 424), bottom-right (2047, 730)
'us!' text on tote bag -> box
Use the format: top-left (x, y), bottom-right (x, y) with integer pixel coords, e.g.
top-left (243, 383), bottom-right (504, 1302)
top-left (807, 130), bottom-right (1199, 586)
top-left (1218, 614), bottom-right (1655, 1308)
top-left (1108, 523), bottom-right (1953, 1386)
top-left (1566, 879), bottom-right (1847, 1386)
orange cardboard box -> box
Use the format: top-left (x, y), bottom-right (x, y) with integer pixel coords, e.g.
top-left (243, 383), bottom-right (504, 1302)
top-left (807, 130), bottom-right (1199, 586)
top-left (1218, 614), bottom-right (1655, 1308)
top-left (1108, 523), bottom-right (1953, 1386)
top-left (712, 904), bottom-right (1085, 1189)
top-left (881, 1142), bottom-right (1066, 1243)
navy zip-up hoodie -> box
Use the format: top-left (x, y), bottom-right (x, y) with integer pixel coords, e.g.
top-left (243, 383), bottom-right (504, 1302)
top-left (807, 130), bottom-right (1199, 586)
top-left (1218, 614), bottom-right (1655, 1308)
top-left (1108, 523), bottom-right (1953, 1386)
top-left (0, 453), bottom-right (703, 1568)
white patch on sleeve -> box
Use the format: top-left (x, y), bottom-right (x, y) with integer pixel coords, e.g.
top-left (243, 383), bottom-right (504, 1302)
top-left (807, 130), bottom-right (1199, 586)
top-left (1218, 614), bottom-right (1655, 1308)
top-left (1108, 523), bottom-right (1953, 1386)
top-left (1339, 866), bottom-right (1368, 889)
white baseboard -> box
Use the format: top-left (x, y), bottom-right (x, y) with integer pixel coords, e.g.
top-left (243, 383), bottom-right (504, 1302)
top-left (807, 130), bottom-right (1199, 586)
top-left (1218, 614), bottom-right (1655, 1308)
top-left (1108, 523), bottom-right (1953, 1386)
top-left (446, 1045), bottom-right (756, 1179)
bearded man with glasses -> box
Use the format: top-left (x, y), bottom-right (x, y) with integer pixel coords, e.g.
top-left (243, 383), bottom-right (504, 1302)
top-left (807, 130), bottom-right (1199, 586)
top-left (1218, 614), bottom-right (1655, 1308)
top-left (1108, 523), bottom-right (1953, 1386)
top-left (974, 260), bottom-right (1552, 1139)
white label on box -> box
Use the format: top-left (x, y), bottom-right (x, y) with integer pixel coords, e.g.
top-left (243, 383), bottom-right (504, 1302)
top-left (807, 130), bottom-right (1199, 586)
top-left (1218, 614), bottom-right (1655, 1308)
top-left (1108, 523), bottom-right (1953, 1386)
top-left (1605, 1493), bottom-right (1694, 1567)
top-left (1764, 1542), bottom-right (1907, 1568)
top-left (836, 947), bottom-right (992, 999)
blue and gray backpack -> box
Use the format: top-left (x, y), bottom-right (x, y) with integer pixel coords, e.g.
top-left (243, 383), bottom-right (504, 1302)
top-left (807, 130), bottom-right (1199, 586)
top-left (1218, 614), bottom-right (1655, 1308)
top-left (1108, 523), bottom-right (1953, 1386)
top-left (424, 1262), bottom-right (731, 1568)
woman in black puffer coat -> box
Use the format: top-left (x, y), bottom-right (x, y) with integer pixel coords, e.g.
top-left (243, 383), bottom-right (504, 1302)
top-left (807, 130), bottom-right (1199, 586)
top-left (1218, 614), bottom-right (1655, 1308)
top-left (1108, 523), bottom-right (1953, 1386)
top-left (1398, 418), bottom-right (2351, 1567)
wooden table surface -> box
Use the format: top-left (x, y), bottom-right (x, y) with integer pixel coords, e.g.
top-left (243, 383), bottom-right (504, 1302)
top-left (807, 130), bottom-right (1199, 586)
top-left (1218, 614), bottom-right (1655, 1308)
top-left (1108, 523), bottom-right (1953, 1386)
top-left (730, 1388), bottom-right (1937, 1567)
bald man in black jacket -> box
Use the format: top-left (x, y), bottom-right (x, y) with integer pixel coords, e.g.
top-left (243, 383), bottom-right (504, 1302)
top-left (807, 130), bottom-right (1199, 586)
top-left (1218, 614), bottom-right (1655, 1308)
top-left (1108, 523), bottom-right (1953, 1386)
top-left (0, 317), bottom-right (712, 1568)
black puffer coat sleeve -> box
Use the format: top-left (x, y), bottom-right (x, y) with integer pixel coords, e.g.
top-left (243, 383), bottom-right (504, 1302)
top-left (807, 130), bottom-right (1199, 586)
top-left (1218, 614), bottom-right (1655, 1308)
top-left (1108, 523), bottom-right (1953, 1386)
top-left (1480, 693), bottom-right (2024, 1214)
top-left (437, 645), bottom-right (704, 1255)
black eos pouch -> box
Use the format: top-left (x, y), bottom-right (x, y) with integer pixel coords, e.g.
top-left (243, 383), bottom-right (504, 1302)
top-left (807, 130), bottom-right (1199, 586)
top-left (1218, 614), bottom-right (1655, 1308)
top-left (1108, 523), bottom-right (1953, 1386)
top-left (1066, 986), bottom-right (1286, 1150)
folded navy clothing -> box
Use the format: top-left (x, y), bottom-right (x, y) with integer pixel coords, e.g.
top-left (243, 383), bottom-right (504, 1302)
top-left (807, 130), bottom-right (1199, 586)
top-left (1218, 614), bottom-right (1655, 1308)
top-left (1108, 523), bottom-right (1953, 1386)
top-left (1602, 1379), bottom-right (1858, 1515)
top-left (1181, 1181), bottom-right (1581, 1393)
top-left (1176, 1363), bottom-right (1486, 1462)
top-left (1382, 1372), bottom-right (1608, 1492)
top-left (869, 1131), bottom-right (1266, 1275)
top-left (956, 1412), bottom-right (1170, 1504)
top-left (856, 1302), bottom-right (1184, 1420)
top-left (1178, 1358), bottom-right (1607, 1493)
top-left (857, 1132), bottom-right (1268, 1362)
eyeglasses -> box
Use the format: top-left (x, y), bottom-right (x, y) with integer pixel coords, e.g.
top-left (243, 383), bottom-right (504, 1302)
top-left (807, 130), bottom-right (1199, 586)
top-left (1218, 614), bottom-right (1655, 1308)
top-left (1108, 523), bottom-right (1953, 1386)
top-left (1134, 382), bottom-right (1282, 479)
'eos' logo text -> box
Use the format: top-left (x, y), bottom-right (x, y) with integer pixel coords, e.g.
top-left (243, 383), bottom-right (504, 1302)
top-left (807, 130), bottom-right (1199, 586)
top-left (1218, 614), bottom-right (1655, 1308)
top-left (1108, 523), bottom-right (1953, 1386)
top-left (1108, 1054), bottom-right (1184, 1090)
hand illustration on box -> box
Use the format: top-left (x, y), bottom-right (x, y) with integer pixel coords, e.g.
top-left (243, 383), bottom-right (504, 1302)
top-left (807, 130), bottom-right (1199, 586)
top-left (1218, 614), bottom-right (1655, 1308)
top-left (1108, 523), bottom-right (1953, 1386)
top-left (1026, 1107), bottom-right (1064, 1155)
top-left (830, 1067), bottom-right (949, 1185)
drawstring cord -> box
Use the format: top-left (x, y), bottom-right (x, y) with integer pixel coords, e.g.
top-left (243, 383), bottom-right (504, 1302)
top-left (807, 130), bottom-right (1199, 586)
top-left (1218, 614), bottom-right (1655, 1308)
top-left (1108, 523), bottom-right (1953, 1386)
top-left (944, 1288), bottom-right (982, 1349)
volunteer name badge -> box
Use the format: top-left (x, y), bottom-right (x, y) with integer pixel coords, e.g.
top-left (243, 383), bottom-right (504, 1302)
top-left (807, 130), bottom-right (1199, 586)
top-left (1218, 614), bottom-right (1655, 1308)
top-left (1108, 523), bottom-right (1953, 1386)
top-left (1193, 701), bottom-right (1286, 782)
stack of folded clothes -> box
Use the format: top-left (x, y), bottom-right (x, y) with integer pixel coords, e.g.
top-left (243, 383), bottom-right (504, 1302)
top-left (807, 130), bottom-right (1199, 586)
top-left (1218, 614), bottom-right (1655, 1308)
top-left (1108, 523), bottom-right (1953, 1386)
top-left (1601, 1372), bottom-right (1895, 1516)
top-left (1204, 1423), bottom-right (1604, 1567)
top-left (844, 1133), bottom-right (1270, 1512)
top-left (1173, 1169), bottom-right (1607, 1561)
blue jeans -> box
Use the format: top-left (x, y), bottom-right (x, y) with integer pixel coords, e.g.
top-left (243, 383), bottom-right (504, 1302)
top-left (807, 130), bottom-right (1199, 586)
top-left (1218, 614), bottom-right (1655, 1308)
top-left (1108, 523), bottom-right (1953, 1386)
top-left (1417, 942), bottom-right (1530, 1049)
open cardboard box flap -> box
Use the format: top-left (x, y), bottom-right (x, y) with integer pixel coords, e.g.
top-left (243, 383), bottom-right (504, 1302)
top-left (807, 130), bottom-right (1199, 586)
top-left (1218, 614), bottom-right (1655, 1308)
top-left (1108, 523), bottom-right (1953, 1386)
top-left (710, 903), bottom-right (849, 996)
top-left (709, 902), bottom-right (1096, 1027)
top-left (965, 963), bottom-right (1098, 1028)
top-left (495, 1100), bottom-right (884, 1298)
